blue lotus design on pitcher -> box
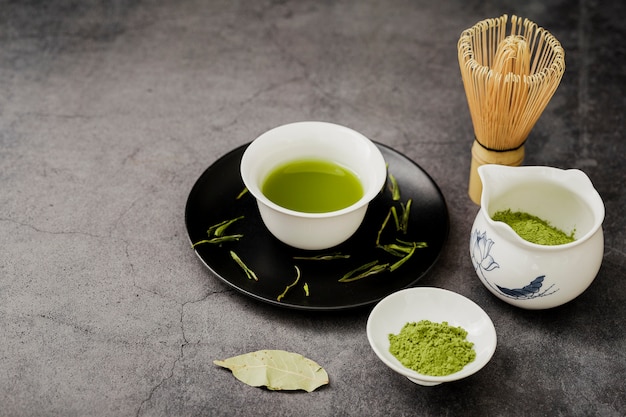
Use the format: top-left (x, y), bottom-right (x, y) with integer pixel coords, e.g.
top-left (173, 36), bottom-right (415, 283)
top-left (471, 229), bottom-right (558, 300)
top-left (470, 229), bottom-right (499, 274)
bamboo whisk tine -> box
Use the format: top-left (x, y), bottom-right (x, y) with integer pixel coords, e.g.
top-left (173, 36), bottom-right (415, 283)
top-left (458, 14), bottom-right (565, 204)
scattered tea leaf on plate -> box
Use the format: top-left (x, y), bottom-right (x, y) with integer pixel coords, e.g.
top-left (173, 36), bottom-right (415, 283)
top-left (388, 172), bottom-right (401, 201)
top-left (338, 260), bottom-right (389, 283)
top-left (277, 266), bottom-right (301, 301)
top-left (192, 216), bottom-right (245, 248)
top-left (376, 207), bottom-right (393, 246)
top-left (209, 215), bottom-right (244, 237)
top-left (399, 199), bottom-right (412, 234)
top-left (192, 235), bottom-right (243, 248)
top-left (214, 350), bottom-right (329, 392)
top-left (236, 187), bottom-right (248, 199)
top-left (230, 250), bottom-right (259, 281)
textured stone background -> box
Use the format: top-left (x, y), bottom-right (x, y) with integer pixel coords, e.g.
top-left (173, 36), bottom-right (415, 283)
top-left (1, 1), bottom-right (624, 416)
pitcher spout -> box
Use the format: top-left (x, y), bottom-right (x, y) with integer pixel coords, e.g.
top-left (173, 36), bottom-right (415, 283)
top-left (477, 164), bottom-right (605, 248)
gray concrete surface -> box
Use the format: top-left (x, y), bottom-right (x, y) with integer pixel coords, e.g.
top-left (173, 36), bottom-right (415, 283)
top-left (1, 1), bottom-right (624, 416)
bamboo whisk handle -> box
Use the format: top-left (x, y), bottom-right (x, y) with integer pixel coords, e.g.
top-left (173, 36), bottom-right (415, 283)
top-left (468, 140), bottom-right (525, 205)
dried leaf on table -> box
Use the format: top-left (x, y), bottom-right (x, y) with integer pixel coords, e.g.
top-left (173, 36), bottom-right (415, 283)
top-left (214, 349), bottom-right (329, 392)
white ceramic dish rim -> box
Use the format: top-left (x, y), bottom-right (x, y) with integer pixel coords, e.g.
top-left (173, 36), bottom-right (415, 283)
top-left (366, 287), bottom-right (497, 385)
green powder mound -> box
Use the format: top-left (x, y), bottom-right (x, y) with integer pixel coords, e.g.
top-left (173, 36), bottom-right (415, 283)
top-left (388, 320), bottom-right (476, 376)
top-left (492, 209), bottom-right (575, 245)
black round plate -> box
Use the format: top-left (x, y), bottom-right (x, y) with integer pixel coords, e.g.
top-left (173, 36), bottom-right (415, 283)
top-left (185, 142), bottom-right (449, 311)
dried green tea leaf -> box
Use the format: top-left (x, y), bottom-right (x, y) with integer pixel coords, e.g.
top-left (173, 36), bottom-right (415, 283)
top-left (376, 207), bottom-right (393, 246)
top-left (338, 260), bottom-right (389, 283)
top-left (277, 266), bottom-right (301, 302)
top-left (192, 216), bottom-right (245, 248)
top-left (389, 242), bottom-right (417, 272)
top-left (209, 216), bottom-right (244, 237)
top-left (192, 235), bottom-right (243, 248)
top-left (399, 199), bottom-right (412, 234)
top-left (230, 250), bottom-right (258, 281)
top-left (214, 350), bottom-right (329, 392)
top-left (378, 242), bottom-right (413, 257)
top-left (293, 252), bottom-right (350, 261)
top-left (236, 187), bottom-right (248, 199)
top-left (388, 173), bottom-right (401, 201)
top-left (391, 206), bottom-right (400, 231)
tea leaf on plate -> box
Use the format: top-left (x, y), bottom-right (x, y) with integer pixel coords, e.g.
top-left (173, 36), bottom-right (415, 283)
top-left (378, 239), bottom-right (427, 256)
top-left (209, 216), bottom-right (244, 237)
top-left (293, 252), bottom-right (350, 261)
top-left (192, 235), bottom-right (243, 248)
top-left (376, 207), bottom-right (393, 246)
top-left (338, 260), bottom-right (389, 283)
top-left (388, 173), bottom-right (401, 201)
top-left (399, 199), bottom-right (412, 234)
top-left (389, 241), bottom-right (417, 272)
top-left (192, 216), bottom-right (245, 247)
top-left (378, 242), bottom-right (411, 257)
top-left (277, 266), bottom-right (301, 301)
top-left (389, 199), bottom-right (412, 234)
top-left (236, 187), bottom-right (248, 199)
top-left (230, 250), bottom-right (259, 281)
top-left (214, 350), bottom-right (329, 392)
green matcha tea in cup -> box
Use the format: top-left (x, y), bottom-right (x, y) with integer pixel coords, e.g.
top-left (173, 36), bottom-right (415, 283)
top-left (240, 121), bottom-right (387, 250)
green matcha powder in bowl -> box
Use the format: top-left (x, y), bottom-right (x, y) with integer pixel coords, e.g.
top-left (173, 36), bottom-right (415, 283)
top-left (388, 320), bottom-right (477, 377)
top-left (366, 287), bottom-right (497, 386)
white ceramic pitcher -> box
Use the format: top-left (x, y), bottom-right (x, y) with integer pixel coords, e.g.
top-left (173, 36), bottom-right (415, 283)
top-left (470, 165), bottom-right (605, 309)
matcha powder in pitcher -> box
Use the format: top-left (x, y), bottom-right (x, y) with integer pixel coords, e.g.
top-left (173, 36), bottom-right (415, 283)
top-left (491, 209), bottom-right (576, 245)
top-left (388, 320), bottom-right (476, 376)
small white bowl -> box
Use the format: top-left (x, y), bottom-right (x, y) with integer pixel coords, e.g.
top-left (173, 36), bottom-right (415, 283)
top-left (240, 121), bottom-right (387, 250)
top-left (366, 287), bottom-right (497, 386)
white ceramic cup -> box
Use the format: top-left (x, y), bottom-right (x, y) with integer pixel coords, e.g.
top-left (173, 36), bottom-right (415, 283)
top-left (240, 121), bottom-right (387, 250)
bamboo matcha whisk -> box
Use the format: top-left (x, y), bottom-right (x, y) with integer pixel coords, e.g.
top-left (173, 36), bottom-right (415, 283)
top-left (458, 14), bottom-right (565, 204)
